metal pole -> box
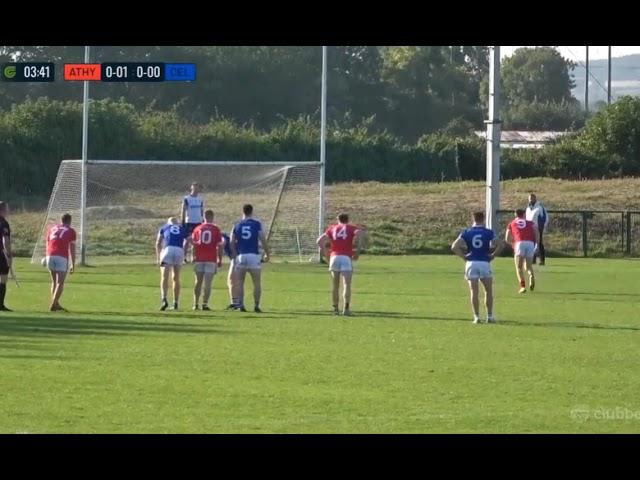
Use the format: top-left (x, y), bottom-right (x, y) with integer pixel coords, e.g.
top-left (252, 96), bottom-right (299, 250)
top-left (80, 45), bottom-right (90, 266)
top-left (582, 212), bottom-right (589, 257)
top-left (318, 46), bottom-right (327, 260)
top-left (585, 46), bottom-right (589, 113)
top-left (485, 46), bottom-right (501, 231)
top-left (626, 211), bottom-right (632, 256)
top-left (607, 46), bottom-right (612, 104)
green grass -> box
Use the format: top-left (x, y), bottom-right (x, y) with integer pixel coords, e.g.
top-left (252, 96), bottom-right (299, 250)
top-left (2, 255), bottom-right (639, 433)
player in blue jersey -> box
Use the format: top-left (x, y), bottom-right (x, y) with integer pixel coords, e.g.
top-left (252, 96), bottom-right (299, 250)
top-left (229, 204), bottom-right (271, 312)
top-left (451, 211), bottom-right (505, 324)
top-left (155, 217), bottom-right (188, 311)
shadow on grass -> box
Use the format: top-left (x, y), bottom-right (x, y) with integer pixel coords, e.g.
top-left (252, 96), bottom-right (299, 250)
top-left (283, 309), bottom-right (469, 322)
top-left (546, 291), bottom-right (640, 299)
top-left (499, 320), bottom-right (640, 332)
top-left (0, 314), bottom-right (236, 341)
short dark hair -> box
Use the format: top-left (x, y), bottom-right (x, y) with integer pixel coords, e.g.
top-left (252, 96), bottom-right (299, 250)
top-left (61, 213), bottom-right (72, 225)
top-left (472, 211), bottom-right (485, 223)
top-left (0, 201), bottom-right (7, 213)
top-left (515, 208), bottom-right (526, 218)
top-left (243, 204), bottom-right (253, 215)
top-left (338, 213), bottom-right (349, 223)
top-left (204, 209), bottom-right (214, 221)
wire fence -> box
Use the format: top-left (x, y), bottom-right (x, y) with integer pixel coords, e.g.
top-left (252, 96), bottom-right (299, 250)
top-left (496, 210), bottom-right (640, 258)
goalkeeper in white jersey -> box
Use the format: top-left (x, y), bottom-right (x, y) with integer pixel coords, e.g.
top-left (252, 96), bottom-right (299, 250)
top-left (181, 182), bottom-right (204, 263)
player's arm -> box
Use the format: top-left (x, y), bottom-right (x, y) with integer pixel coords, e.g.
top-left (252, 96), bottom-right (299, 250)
top-left (352, 229), bottom-right (363, 260)
top-left (533, 224), bottom-right (540, 249)
top-left (217, 240), bottom-right (224, 268)
top-left (155, 232), bottom-right (163, 265)
top-left (316, 233), bottom-right (330, 260)
top-left (68, 241), bottom-right (76, 273)
top-left (451, 236), bottom-right (467, 260)
top-left (180, 198), bottom-right (187, 225)
top-left (504, 227), bottom-right (512, 245)
top-left (229, 231), bottom-right (238, 259)
top-left (258, 230), bottom-right (271, 262)
top-left (2, 232), bottom-right (12, 268)
top-left (490, 237), bottom-right (506, 260)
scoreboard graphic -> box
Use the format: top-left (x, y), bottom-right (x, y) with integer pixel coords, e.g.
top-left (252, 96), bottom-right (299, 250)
top-left (1, 62), bottom-right (196, 82)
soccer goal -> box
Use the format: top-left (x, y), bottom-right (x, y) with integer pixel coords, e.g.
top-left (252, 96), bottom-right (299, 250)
top-left (31, 160), bottom-right (323, 265)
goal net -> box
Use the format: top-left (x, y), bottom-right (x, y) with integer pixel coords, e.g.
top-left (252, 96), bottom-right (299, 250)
top-left (32, 160), bottom-right (322, 264)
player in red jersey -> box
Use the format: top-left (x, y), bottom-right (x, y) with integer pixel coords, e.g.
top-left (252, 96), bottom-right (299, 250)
top-left (190, 210), bottom-right (223, 311)
top-left (505, 209), bottom-right (540, 294)
top-left (316, 213), bottom-right (364, 316)
top-left (44, 213), bottom-right (77, 311)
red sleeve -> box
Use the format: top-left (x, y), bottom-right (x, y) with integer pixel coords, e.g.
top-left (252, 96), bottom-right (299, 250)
top-left (214, 227), bottom-right (222, 245)
top-left (192, 227), bottom-right (200, 243)
top-left (70, 228), bottom-right (77, 241)
top-left (325, 226), bottom-right (332, 237)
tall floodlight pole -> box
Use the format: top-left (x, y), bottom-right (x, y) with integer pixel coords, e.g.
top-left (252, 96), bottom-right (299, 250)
top-left (80, 45), bottom-right (90, 266)
top-left (485, 46), bottom-right (501, 231)
top-left (607, 46), bottom-right (612, 104)
top-left (318, 46), bottom-right (327, 249)
top-left (585, 46), bottom-right (589, 113)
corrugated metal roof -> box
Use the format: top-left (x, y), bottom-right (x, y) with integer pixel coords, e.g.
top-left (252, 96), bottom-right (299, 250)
top-left (473, 131), bottom-right (570, 143)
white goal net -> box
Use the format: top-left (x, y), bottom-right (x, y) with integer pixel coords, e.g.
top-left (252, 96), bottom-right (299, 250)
top-left (32, 160), bottom-right (322, 264)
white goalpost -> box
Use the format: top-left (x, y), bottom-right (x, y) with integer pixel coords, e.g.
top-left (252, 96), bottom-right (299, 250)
top-left (31, 160), bottom-right (323, 265)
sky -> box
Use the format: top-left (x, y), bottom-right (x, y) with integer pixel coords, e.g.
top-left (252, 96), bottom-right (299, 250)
top-left (501, 46), bottom-right (640, 62)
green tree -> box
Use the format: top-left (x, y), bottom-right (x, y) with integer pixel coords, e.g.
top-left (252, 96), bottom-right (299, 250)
top-left (502, 47), bottom-right (576, 106)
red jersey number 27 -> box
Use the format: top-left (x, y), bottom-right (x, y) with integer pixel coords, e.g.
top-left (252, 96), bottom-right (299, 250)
top-left (332, 225), bottom-right (348, 240)
top-left (49, 227), bottom-right (66, 241)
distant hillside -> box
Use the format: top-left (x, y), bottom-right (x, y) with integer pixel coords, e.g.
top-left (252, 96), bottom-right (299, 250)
top-left (572, 54), bottom-right (640, 107)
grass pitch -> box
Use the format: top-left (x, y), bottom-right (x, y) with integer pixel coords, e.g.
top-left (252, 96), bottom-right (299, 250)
top-left (1, 255), bottom-right (639, 433)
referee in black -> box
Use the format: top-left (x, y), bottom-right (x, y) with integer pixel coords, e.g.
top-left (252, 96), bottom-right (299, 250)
top-left (0, 201), bottom-right (13, 311)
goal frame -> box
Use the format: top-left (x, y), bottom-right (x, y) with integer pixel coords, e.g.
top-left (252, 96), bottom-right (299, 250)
top-left (36, 159), bottom-right (325, 265)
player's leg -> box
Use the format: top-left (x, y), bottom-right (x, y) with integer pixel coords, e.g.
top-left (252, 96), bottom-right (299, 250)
top-left (49, 269), bottom-right (56, 303)
top-left (248, 268), bottom-right (262, 312)
top-left (341, 271), bottom-right (353, 316)
top-left (202, 271), bottom-right (214, 310)
top-left (51, 271), bottom-right (67, 310)
top-left (330, 272), bottom-right (340, 314)
top-left (480, 277), bottom-right (495, 323)
top-left (193, 268), bottom-right (204, 310)
top-left (171, 265), bottom-right (181, 309)
top-left (236, 264), bottom-right (248, 312)
top-left (226, 260), bottom-right (239, 309)
top-left (160, 266), bottom-right (170, 310)
top-left (525, 255), bottom-right (535, 291)
top-left (468, 279), bottom-right (481, 323)
top-left (514, 254), bottom-right (526, 293)
top-left (538, 227), bottom-right (546, 265)
top-left (0, 275), bottom-right (8, 311)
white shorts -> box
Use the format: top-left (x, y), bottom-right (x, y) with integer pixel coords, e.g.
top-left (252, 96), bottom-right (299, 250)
top-left (465, 261), bottom-right (492, 280)
top-left (194, 262), bottom-right (217, 274)
top-left (235, 253), bottom-right (261, 271)
top-left (329, 255), bottom-right (353, 273)
top-left (46, 255), bottom-right (68, 273)
top-left (160, 246), bottom-right (185, 266)
top-left (514, 241), bottom-right (535, 259)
